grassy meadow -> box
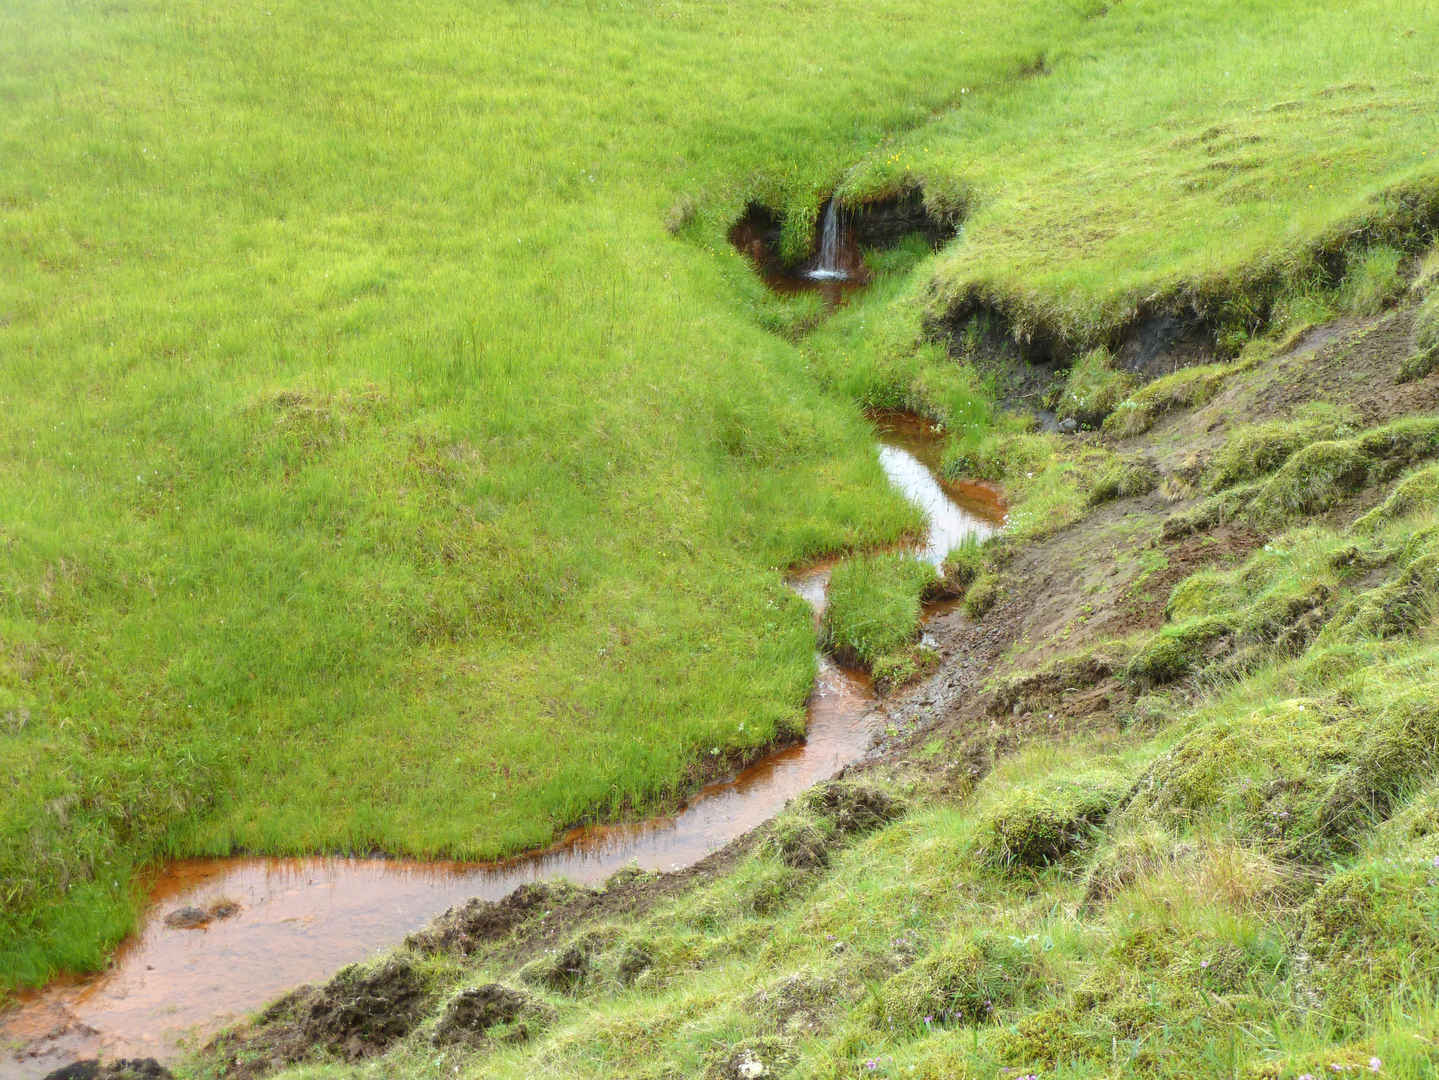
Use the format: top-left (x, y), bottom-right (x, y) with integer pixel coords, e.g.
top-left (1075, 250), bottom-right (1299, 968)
top-left (3, 0), bottom-right (1438, 1007)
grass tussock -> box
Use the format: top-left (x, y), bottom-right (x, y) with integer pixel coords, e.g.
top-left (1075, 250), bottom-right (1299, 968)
top-left (820, 554), bottom-right (936, 687)
top-left (1338, 245), bottom-right (1408, 316)
top-left (1206, 403), bottom-right (1360, 492)
top-left (1053, 347), bottom-right (1137, 429)
top-left (1104, 360), bottom-right (1245, 438)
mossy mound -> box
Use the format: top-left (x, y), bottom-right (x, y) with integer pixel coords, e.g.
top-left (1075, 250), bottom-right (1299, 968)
top-left (974, 769), bottom-right (1129, 870)
top-left (1085, 455), bottom-right (1159, 507)
top-left (1103, 361), bottom-right (1240, 439)
top-left (1301, 857), bottom-right (1439, 1021)
top-left (1355, 464), bottom-right (1439, 532)
top-left (1205, 403), bottom-right (1358, 492)
top-left (874, 932), bottom-right (1040, 1029)
top-left (432, 983), bottom-right (553, 1047)
top-left (1178, 416), bottom-right (1439, 532)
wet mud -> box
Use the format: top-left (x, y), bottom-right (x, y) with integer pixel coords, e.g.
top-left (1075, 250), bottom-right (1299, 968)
top-left (1, 423), bottom-right (1003, 1078)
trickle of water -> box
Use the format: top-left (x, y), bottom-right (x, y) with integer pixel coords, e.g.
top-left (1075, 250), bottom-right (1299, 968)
top-left (807, 200), bottom-right (848, 281)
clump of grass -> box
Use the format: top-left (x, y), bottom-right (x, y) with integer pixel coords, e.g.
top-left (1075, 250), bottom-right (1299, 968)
top-left (942, 427), bottom-right (1051, 484)
top-left (1338, 245), bottom-right (1407, 316)
top-left (1396, 343), bottom-right (1439, 383)
top-left (963, 570), bottom-right (1004, 618)
top-left (1402, 273), bottom-right (1439, 380)
top-left (937, 535), bottom-right (988, 597)
top-left (1243, 439), bottom-right (1372, 525)
top-left (1102, 361), bottom-right (1239, 438)
top-left (1080, 822), bottom-right (1192, 906)
top-left (1122, 617), bottom-right (1233, 687)
top-left (973, 767), bottom-right (1129, 870)
top-left (1085, 455), bottom-right (1159, 506)
top-left (1301, 857), bottom-right (1439, 1021)
top-left (1053, 347), bottom-right (1136, 428)
top-left (1321, 552), bottom-right (1439, 643)
top-left (820, 554), bottom-right (936, 677)
top-left (1188, 415), bottom-right (1439, 529)
top-left (1355, 465), bottom-right (1439, 533)
top-left (874, 930), bottom-right (1041, 1030)
top-left (1205, 402), bottom-right (1359, 492)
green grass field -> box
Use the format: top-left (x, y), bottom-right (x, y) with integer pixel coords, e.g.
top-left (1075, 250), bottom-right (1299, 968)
top-left (3, 0), bottom-right (1437, 995)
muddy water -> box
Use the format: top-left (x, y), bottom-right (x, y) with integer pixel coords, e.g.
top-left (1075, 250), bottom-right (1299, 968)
top-left (1, 426), bottom-right (1004, 1078)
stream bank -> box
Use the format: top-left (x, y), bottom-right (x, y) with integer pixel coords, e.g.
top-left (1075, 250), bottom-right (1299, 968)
top-left (1, 421), bottom-right (1002, 1078)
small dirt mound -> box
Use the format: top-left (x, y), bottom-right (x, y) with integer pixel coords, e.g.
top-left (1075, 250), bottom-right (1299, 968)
top-left (298, 955), bottom-right (427, 1060)
top-left (768, 819), bottom-right (830, 870)
top-left (407, 882), bottom-right (583, 955)
top-left (432, 984), bottom-right (552, 1047)
top-left (214, 954), bottom-right (429, 1073)
top-left (616, 942), bottom-right (654, 984)
top-left (520, 930), bottom-right (612, 992)
top-left (804, 779), bottom-right (903, 834)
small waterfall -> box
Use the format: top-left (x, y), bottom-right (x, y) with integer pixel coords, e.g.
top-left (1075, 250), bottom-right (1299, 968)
top-left (807, 199), bottom-right (849, 280)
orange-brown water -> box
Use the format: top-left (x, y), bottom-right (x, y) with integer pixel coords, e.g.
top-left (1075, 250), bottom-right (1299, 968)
top-left (1, 429), bottom-right (1004, 1078)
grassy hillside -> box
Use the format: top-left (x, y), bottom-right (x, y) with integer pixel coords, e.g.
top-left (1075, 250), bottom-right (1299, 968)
top-left (3, 0), bottom-right (1436, 1001)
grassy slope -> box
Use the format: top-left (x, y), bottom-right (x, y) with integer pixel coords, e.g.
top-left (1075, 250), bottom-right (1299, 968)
top-left (3, 0), bottom-right (1436, 1006)
top-left (225, 283), bottom-right (1439, 1080)
top-left (0, 0), bottom-right (1074, 985)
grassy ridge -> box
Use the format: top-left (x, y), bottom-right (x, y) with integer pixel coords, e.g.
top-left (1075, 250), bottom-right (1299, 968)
top-left (0, 0), bottom-right (1077, 984)
top-left (824, 0), bottom-right (1439, 357)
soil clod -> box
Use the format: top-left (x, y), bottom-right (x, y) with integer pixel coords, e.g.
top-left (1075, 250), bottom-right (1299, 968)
top-left (432, 984), bottom-right (552, 1047)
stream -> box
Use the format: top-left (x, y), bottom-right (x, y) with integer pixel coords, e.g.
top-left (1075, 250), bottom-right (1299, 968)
top-left (0, 417), bottom-right (1004, 1078)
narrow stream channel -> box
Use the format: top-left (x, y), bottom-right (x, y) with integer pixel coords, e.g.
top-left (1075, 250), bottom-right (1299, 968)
top-left (1, 419), bottom-right (1004, 1077)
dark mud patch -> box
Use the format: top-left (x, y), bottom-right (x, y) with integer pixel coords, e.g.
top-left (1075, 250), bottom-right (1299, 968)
top-left (41, 1063), bottom-right (174, 1080)
top-left (406, 882), bottom-right (586, 957)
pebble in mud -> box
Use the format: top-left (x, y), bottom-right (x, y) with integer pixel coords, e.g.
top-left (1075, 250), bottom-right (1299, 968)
top-left (162, 907), bottom-right (210, 929)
